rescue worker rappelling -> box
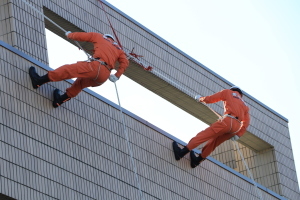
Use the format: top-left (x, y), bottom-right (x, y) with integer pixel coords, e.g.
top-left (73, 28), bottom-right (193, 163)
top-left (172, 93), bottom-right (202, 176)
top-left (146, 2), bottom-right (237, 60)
top-left (29, 31), bottom-right (129, 107)
top-left (172, 86), bottom-right (250, 168)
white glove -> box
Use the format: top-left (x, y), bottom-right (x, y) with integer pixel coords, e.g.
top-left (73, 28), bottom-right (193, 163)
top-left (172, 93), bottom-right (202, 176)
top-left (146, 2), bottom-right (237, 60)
top-left (194, 94), bottom-right (202, 102)
top-left (109, 74), bottom-right (119, 82)
top-left (231, 135), bottom-right (240, 141)
top-left (65, 31), bottom-right (72, 37)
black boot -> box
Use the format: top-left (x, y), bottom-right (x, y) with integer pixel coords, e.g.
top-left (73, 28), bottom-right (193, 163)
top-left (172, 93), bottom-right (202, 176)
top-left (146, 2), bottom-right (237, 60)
top-left (190, 151), bottom-right (206, 168)
top-left (52, 89), bottom-right (71, 108)
top-left (172, 141), bottom-right (190, 160)
top-left (29, 66), bottom-right (50, 89)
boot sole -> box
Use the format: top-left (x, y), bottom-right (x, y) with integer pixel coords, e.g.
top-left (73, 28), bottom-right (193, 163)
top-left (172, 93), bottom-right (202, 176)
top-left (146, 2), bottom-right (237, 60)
top-left (190, 151), bottom-right (199, 168)
top-left (190, 151), bottom-right (206, 168)
top-left (29, 66), bottom-right (39, 89)
top-left (172, 141), bottom-right (181, 161)
top-left (53, 89), bottom-right (60, 108)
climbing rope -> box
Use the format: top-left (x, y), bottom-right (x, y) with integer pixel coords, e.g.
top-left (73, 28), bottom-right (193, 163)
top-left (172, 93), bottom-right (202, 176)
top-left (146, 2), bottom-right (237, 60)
top-left (97, 0), bottom-right (153, 71)
top-left (113, 82), bottom-right (144, 199)
top-left (233, 141), bottom-right (263, 200)
top-left (21, 0), bottom-right (91, 60)
top-left (151, 69), bottom-right (222, 118)
top-left (98, 0), bottom-right (123, 49)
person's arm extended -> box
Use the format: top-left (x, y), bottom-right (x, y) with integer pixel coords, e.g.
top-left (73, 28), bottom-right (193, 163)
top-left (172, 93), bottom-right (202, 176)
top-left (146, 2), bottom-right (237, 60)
top-left (200, 90), bottom-right (226, 104)
top-left (67, 32), bottom-right (97, 42)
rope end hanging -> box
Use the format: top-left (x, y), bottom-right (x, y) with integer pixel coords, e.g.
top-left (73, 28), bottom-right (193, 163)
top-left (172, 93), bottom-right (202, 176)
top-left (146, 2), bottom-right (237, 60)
top-left (98, 1), bottom-right (152, 72)
top-left (98, 0), bottom-right (123, 49)
top-left (129, 48), bottom-right (143, 58)
top-left (144, 66), bottom-right (153, 71)
top-left (127, 48), bottom-right (153, 71)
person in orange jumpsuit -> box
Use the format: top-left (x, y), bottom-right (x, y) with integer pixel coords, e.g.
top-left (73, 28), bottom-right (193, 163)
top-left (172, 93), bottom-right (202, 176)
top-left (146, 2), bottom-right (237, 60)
top-left (29, 31), bottom-right (129, 108)
top-left (172, 86), bottom-right (250, 168)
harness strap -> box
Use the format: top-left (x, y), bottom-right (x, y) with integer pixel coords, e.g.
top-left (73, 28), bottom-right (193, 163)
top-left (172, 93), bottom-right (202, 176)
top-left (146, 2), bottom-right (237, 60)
top-left (85, 58), bottom-right (110, 82)
top-left (88, 57), bottom-right (113, 71)
top-left (222, 114), bottom-right (242, 134)
top-left (224, 114), bottom-right (241, 123)
top-left (92, 62), bottom-right (101, 81)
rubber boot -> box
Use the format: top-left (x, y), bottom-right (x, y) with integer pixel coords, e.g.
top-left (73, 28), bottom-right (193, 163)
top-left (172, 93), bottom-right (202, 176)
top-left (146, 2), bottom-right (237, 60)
top-left (172, 141), bottom-right (190, 160)
top-left (190, 151), bottom-right (206, 168)
top-left (29, 66), bottom-right (50, 89)
top-left (52, 89), bottom-right (71, 108)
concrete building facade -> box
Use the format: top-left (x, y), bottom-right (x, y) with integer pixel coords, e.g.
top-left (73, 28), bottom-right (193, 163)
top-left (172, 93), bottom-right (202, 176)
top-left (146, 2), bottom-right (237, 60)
top-left (0, 0), bottom-right (299, 199)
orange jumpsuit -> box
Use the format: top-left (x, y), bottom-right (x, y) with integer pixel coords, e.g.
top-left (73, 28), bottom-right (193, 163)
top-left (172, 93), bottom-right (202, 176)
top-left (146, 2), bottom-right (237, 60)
top-left (186, 89), bottom-right (250, 158)
top-left (48, 32), bottom-right (129, 97)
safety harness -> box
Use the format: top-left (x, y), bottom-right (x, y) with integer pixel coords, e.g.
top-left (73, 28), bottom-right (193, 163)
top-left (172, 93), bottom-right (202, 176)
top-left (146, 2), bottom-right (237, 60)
top-left (86, 57), bottom-right (112, 84)
top-left (223, 114), bottom-right (242, 134)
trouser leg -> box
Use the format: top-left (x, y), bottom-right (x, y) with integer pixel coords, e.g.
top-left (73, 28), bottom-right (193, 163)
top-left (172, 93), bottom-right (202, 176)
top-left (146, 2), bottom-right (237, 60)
top-left (186, 118), bottom-right (236, 151)
top-left (186, 126), bottom-right (217, 150)
top-left (53, 78), bottom-right (101, 107)
top-left (49, 61), bottom-right (110, 107)
top-left (200, 118), bottom-right (242, 158)
top-left (187, 126), bottom-right (219, 168)
top-left (65, 77), bottom-right (101, 97)
top-left (188, 129), bottom-right (231, 168)
top-left (48, 62), bottom-right (89, 81)
top-left (187, 118), bottom-right (241, 168)
top-left (201, 133), bottom-right (233, 158)
top-left (64, 62), bottom-right (110, 98)
top-left (190, 134), bottom-right (231, 168)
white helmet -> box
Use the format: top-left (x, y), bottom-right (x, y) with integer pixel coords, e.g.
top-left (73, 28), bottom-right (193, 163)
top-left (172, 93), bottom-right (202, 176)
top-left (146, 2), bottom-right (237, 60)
top-left (230, 86), bottom-right (243, 96)
top-left (103, 34), bottom-right (115, 41)
top-left (230, 86), bottom-right (240, 90)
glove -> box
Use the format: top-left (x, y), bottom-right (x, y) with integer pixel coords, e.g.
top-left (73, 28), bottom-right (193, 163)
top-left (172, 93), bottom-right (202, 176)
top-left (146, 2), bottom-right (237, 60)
top-left (194, 94), bottom-right (202, 102)
top-left (230, 135), bottom-right (240, 141)
top-left (65, 31), bottom-right (72, 37)
top-left (109, 74), bottom-right (119, 82)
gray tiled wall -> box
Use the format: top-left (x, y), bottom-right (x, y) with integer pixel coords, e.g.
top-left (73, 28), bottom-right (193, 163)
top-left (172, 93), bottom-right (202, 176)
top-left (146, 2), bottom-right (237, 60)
top-left (1, 44), bottom-right (285, 199)
top-left (0, 0), bottom-right (299, 199)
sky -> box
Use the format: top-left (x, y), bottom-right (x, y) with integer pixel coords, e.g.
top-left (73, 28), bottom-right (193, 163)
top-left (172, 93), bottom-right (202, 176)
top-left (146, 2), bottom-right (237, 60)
top-left (45, 0), bottom-right (300, 190)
